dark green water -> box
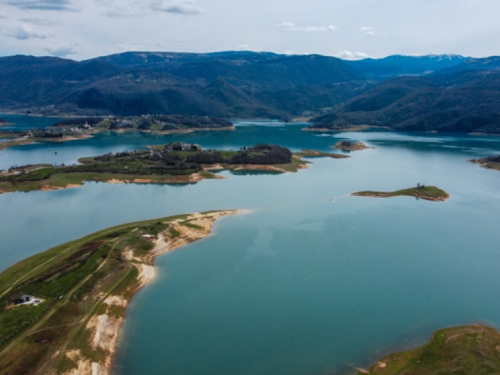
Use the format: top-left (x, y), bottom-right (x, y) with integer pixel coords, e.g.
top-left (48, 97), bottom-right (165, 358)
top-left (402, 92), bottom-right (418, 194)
top-left (1, 119), bottom-right (500, 374)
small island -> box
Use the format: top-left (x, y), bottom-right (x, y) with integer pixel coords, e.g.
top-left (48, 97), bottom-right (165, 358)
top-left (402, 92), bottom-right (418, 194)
top-left (356, 324), bottom-right (500, 375)
top-left (0, 115), bottom-right (234, 150)
top-left (0, 210), bottom-right (241, 375)
top-left (352, 185), bottom-right (450, 202)
top-left (0, 143), bottom-right (322, 194)
top-left (333, 140), bottom-right (371, 152)
top-left (470, 155), bottom-right (500, 171)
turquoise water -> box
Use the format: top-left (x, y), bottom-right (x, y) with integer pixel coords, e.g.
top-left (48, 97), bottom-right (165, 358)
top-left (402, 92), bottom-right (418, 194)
top-left (0, 113), bottom-right (64, 131)
top-left (1, 119), bottom-right (500, 374)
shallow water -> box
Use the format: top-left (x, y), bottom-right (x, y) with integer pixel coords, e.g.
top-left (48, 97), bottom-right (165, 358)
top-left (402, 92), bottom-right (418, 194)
top-left (1, 118), bottom-right (500, 374)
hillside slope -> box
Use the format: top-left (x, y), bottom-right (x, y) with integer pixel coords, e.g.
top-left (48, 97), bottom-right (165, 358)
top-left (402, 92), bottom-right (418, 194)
top-left (308, 69), bottom-right (500, 133)
top-left (0, 52), bottom-right (366, 119)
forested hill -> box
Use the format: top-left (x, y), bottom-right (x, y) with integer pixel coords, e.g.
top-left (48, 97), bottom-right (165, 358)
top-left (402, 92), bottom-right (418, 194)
top-left (308, 69), bottom-right (500, 133)
top-left (0, 52), bottom-right (367, 119)
top-left (1, 51), bottom-right (500, 133)
top-left (344, 54), bottom-right (469, 81)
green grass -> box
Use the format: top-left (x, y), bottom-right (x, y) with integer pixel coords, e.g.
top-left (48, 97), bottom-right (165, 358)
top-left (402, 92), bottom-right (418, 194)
top-left (353, 186), bottom-right (449, 201)
top-left (359, 325), bottom-right (500, 375)
top-left (200, 170), bottom-right (217, 179)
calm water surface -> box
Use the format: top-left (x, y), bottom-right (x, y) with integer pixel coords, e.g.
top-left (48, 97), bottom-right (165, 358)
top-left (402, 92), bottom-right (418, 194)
top-left (1, 118), bottom-right (500, 374)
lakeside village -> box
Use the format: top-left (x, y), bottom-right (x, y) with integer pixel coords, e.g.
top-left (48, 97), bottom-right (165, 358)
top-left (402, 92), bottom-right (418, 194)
top-left (0, 114), bottom-right (233, 147)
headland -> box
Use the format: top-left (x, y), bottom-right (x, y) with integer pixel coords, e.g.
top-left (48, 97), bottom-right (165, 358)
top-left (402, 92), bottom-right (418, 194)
top-left (0, 210), bottom-right (241, 375)
top-left (355, 325), bottom-right (500, 375)
top-left (470, 155), bottom-right (500, 171)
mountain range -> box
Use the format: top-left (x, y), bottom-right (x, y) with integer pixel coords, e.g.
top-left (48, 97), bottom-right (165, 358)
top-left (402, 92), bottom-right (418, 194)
top-left (1, 51), bottom-right (500, 133)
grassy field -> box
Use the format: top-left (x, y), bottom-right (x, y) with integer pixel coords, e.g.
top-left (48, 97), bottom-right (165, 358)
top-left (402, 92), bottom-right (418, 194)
top-left (357, 325), bottom-right (500, 375)
top-left (352, 186), bottom-right (450, 201)
top-left (0, 210), bottom-right (235, 375)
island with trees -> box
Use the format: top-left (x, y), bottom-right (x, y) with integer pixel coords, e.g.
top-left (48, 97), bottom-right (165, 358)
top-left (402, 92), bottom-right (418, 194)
top-left (352, 184), bottom-right (450, 202)
top-left (0, 115), bottom-right (234, 150)
top-left (0, 143), bottom-right (336, 194)
top-left (333, 140), bottom-right (371, 152)
top-left (0, 210), bottom-right (241, 375)
top-left (356, 324), bottom-right (500, 375)
top-left (470, 155), bottom-right (500, 171)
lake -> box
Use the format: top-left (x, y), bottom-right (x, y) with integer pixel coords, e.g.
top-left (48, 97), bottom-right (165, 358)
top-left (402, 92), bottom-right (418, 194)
top-left (1, 117), bottom-right (500, 374)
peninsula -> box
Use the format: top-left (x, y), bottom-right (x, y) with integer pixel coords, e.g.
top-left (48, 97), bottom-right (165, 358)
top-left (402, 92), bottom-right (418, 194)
top-left (0, 143), bottom-right (320, 194)
top-left (356, 324), bottom-right (500, 375)
top-left (0, 115), bottom-right (234, 150)
top-left (470, 155), bottom-right (500, 171)
top-left (352, 185), bottom-right (450, 202)
top-left (0, 210), bottom-right (241, 375)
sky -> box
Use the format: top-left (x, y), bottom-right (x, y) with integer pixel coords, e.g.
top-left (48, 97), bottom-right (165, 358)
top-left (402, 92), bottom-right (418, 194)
top-left (0, 0), bottom-right (499, 61)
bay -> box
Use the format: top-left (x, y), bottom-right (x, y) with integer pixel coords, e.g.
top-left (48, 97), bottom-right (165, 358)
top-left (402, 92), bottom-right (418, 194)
top-left (1, 118), bottom-right (500, 374)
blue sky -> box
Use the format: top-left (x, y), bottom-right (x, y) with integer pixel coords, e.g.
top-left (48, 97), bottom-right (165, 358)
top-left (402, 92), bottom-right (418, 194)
top-left (0, 0), bottom-right (499, 60)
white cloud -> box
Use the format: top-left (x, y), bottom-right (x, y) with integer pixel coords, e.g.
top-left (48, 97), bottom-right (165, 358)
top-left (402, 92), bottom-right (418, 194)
top-left (238, 44), bottom-right (250, 50)
top-left (151, 1), bottom-right (204, 15)
top-left (116, 40), bottom-right (168, 52)
top-left (276, 22), bottom-right (337, 32)
top-left (20, 16), bottom-right (56, 26)
top-left (8, 24), bottom-right (51, 40)
top-left (0, 12), bottom-right (6, 19)
top-left (102, 9), bottom-right (141, 18)
top-left (276, 22), bottom-right (296, 28)
top-left (360, 26), bottom-right (375, 36)
top-left (336, 50), bottom-right (369, 60)
top-left (45, 43), bottom-right (79, 57)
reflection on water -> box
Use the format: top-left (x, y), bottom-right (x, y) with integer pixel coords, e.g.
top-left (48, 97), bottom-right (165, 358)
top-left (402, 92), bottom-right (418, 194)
top-left (229, 169), bottom-right (283, 176)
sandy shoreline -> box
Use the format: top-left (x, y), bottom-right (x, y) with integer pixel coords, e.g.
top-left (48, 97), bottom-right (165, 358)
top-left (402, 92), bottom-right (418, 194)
top-left (64, 210), bottom-right (244, 375)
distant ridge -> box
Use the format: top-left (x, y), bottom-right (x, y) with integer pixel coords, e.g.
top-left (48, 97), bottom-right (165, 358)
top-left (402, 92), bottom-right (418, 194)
top-left (1, 51), bottom-right (500, 133)
top-left (343, 54), bottom-right (469, 80)
top-left (0, 51), bottom-right (367, 118)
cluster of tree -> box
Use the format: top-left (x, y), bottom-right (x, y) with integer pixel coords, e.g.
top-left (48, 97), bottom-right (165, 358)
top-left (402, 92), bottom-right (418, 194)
top-left (483, 155), bottom-right (500, 163)
top-left (38, 132), bottom-right (63, 138)
top-left (88, 149), bottom-right (201, 174)
top-left (229, 144), bottom-right (292, 165)
top-left (186, 151), bottom-right (227, 164)
top-left (109, 121), bottom-right (134, 130)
